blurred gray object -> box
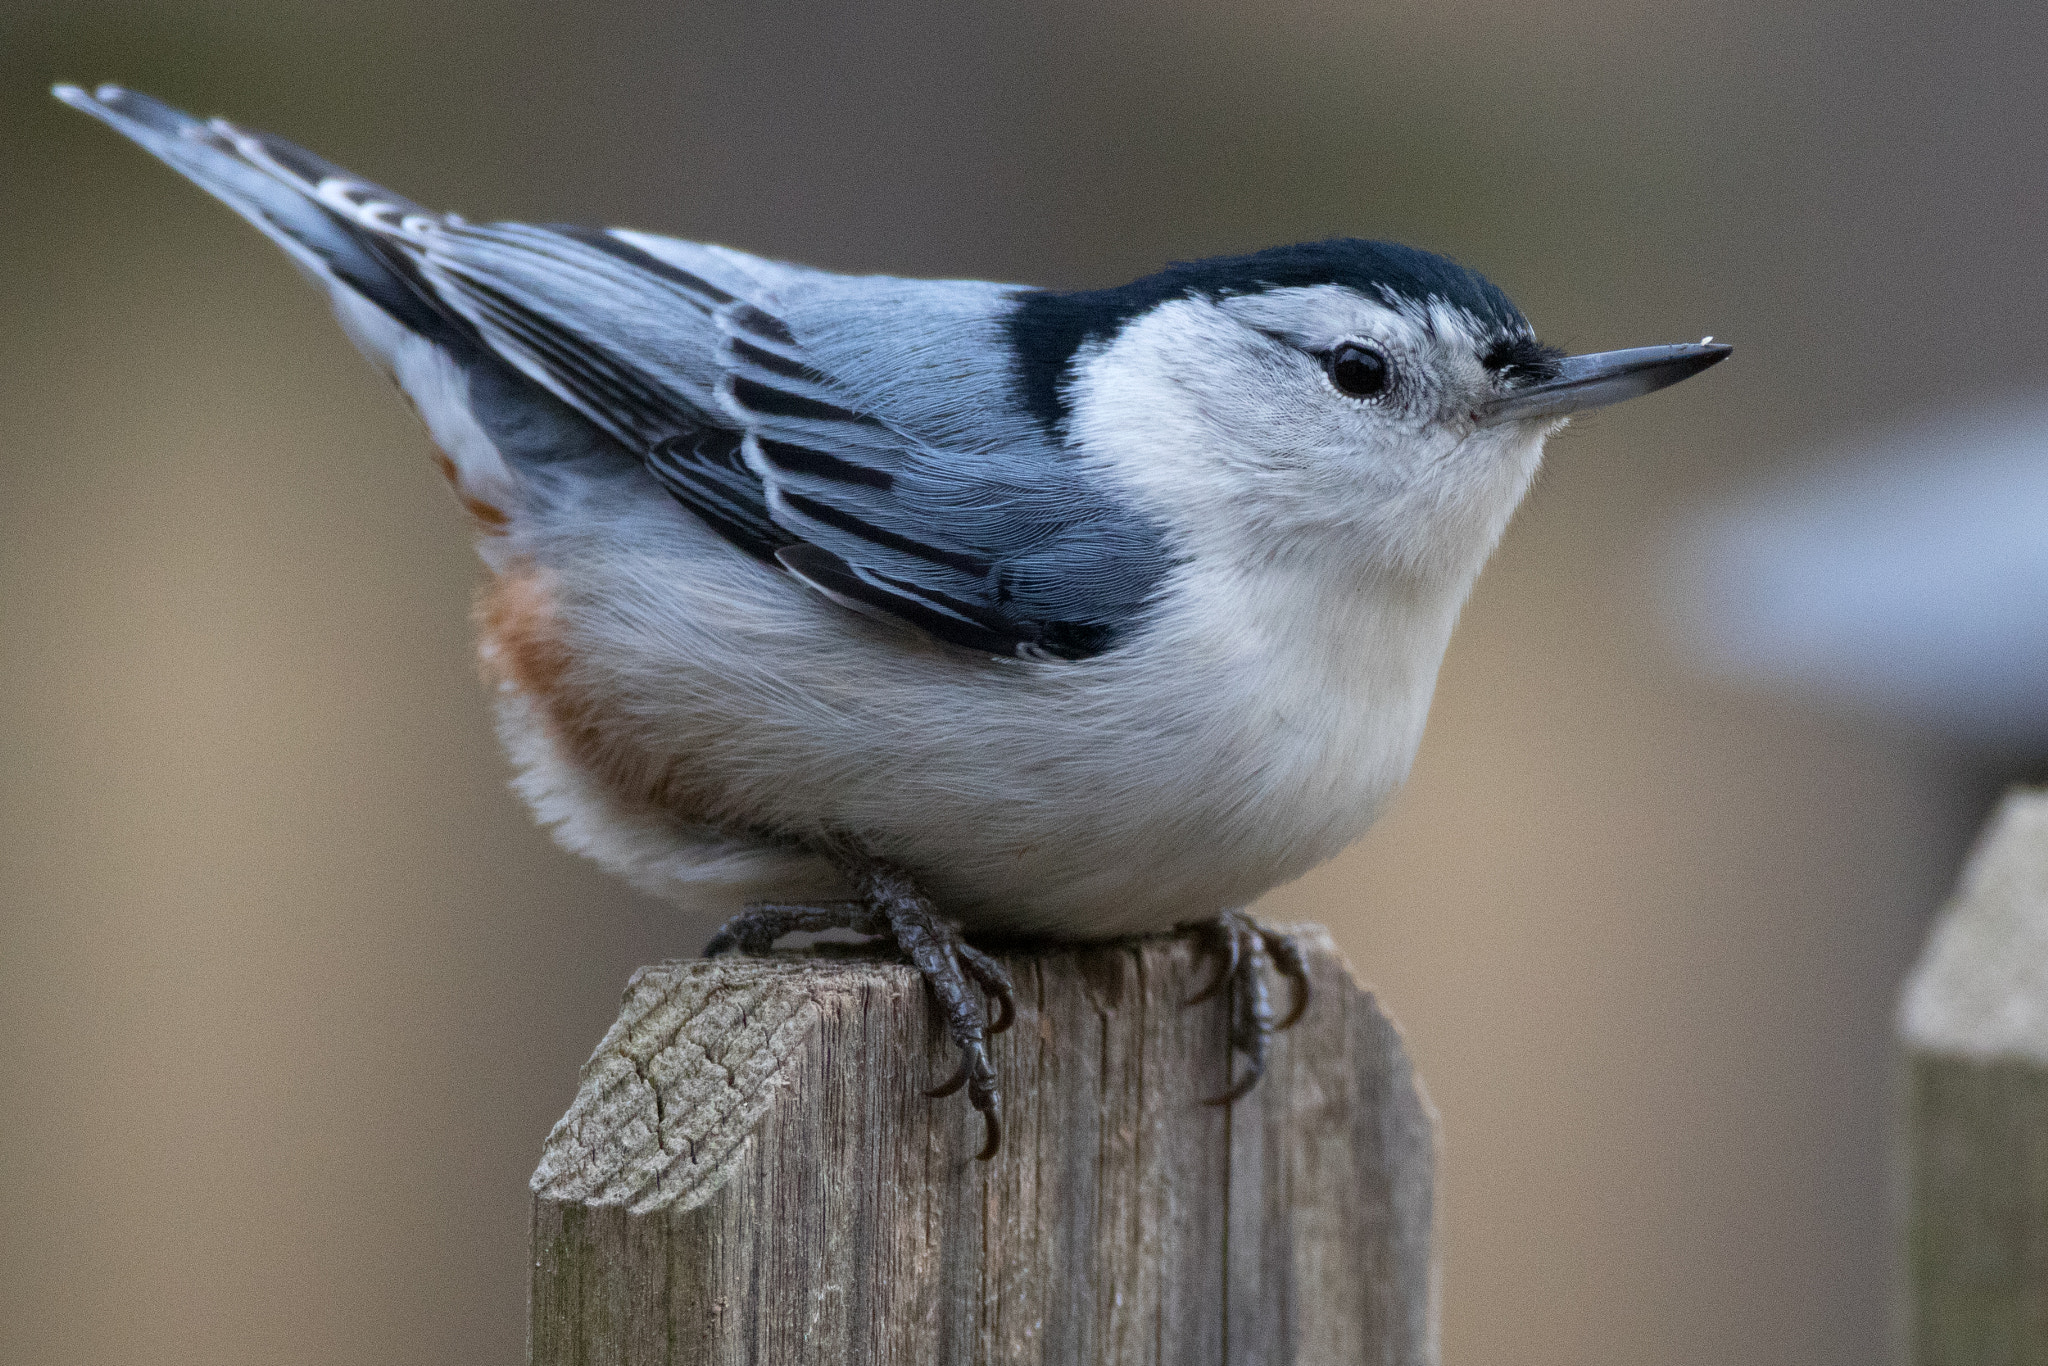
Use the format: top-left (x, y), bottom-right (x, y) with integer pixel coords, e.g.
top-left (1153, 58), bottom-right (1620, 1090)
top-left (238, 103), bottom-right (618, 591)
top-left (1670, 394), bottom-right (2048, 748)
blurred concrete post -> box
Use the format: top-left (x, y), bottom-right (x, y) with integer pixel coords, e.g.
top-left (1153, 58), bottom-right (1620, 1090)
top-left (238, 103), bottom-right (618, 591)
top-left (1899, 790), bottom-right (2048, 1364)
top-left (526, 928), bottom-right (1437, 1364)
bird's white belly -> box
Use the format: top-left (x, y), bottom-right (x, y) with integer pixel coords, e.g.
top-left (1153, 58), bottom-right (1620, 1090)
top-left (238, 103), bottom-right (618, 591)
top-left (910, 679), bottom-right (1432, 938)
top-left (497, 494), bottom-right (1458, 940)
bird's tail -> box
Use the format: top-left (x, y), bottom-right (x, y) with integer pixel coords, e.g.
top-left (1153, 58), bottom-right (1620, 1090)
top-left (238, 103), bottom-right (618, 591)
top-left (53, 83), bottom-right (549, 526)
top-left (54, 85), bottom-right (480, 355)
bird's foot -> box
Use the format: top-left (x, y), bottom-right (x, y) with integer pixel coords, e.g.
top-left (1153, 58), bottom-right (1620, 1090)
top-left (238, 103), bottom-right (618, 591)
top-left (703, 861), bottom-right (1015, 1160)
top-left (1179, 909), bottom-right (1311, 1105)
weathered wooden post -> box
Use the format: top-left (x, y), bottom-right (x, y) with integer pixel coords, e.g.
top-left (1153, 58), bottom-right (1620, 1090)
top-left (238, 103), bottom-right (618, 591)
top-left (1900, 789), bottom-right (2048, 1365)
top-left (528, 926), bottom-right (1437, 1364)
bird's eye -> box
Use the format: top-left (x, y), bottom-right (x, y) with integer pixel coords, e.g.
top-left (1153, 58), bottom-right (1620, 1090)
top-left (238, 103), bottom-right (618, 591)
top-left (1323, 343), bottom-right (1391, 400)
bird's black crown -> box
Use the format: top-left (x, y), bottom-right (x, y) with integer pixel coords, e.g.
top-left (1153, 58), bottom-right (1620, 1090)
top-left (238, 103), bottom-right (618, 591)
top-left (1005, 238), bottom-right (1539, 429)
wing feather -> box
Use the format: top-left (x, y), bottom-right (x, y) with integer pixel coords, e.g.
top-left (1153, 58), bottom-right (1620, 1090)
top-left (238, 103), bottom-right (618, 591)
top-left (61, 83), bottom-right (1168, 658)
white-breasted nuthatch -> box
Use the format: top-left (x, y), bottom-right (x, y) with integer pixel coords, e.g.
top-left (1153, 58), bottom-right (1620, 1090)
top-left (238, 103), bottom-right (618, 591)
top-left (59, 84), bottom-right (1729, 1156)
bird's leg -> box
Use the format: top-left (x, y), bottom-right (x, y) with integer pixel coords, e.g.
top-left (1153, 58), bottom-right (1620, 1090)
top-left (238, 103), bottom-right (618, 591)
top-left (702, 860), bottom-right (1016, 1160)
top-left (1180, 909), bottom-right (1312, 1105)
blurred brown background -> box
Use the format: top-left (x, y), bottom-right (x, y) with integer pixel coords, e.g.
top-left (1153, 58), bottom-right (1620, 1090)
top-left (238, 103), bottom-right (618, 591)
top-left (5, 1), bottom-right (2045, 1363)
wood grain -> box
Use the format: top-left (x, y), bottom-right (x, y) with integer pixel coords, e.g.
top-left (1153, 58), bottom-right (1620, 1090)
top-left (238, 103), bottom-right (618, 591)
top-left (530, 926), bottom-right (1436, 1365)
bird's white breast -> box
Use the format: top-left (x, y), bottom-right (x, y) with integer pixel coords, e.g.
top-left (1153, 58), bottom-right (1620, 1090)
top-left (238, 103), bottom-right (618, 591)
top-left (492, 471), bottom-right (1466, 939)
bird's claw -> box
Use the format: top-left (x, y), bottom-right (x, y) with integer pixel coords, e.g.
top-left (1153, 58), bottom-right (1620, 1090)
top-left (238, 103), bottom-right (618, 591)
top-left (704, 863), bottom-right (1014, 1160)
top-left (1179, 910), bottom-right (1310, 1105)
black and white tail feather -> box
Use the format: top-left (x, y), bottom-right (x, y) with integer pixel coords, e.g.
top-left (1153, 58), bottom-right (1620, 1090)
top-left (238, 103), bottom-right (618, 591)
top-left (54, 84), bottom-right (1166, 661)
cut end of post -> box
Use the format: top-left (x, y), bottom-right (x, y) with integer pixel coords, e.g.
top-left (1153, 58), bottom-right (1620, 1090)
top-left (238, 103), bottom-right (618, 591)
top-left (529, 953), bottom-right (905, 1214)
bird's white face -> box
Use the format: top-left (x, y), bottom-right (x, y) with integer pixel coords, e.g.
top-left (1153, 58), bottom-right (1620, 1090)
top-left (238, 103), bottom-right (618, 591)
top-left (1066, 284), bottom-right (1558, 588)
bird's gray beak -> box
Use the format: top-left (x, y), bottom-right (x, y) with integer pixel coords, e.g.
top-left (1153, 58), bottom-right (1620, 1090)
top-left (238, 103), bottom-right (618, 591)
top-left (1477, 341), bottom-right (1732, 426)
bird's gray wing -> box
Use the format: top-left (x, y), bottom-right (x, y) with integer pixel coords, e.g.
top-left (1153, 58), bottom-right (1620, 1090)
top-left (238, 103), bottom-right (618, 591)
top-left (367, 217), bottom-right (1170, 659)
top-left (55, 87), bottom-right (1168, 657)
top-left (704, 274), bottom-right (1172, 659)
